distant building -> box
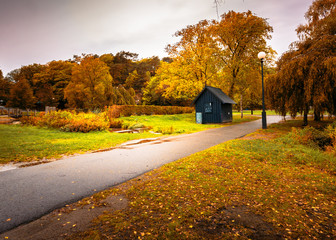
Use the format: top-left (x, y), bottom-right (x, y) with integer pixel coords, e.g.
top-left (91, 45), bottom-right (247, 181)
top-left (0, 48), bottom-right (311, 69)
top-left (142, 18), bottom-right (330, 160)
top-left (192, 86), bottom-right (236, 124)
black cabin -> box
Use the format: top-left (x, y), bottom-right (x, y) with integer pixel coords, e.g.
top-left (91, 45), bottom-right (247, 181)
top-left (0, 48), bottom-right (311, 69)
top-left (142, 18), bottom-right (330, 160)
top-left (192, 86), bottom-right (236, 124)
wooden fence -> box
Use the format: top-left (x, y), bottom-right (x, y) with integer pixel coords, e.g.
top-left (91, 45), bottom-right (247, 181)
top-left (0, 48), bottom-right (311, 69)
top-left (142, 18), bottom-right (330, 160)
top-left (0, 106), bottom-right (57, 118)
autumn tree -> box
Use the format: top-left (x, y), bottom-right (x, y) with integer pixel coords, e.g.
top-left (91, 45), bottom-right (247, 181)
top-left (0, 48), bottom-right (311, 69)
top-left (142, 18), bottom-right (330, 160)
top-left (0, 69), bottom-right (12, 105)
top-left (145, 11), bottom-right (274, 109)
top-left (267, 0), bottom-right (336, 125)
top-left (166, 20), bottom-right (218, 91)
top-left (64, 56), bottom-right (114, 110)
top-left (142, 66), bottom-right (168, 105)
top-left (143, 58), bottom-right (206, 106)
top-left (5, 64), bottom-right (46, 109)
top-left (7, 78), bottom-right (35, 110)
top-left (134, 57), bottom-right (160, 88)
top-left (125, 70), bottom-right (140, 89)
top-left (6, 64), bottom-right (45, 85)
top-left (144, 20), bottom-right (218, 105)
top-left (211, 11), bottom-right (274, 117)
top-left (100, 51), bottom-right (138, 86)
top-left (33, 60), bottom-right (74, 109)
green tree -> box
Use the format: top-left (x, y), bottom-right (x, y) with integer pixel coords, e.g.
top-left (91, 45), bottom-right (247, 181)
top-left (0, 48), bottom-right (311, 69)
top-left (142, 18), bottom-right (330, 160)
top-left (64, 56), bottom-right (114, 110)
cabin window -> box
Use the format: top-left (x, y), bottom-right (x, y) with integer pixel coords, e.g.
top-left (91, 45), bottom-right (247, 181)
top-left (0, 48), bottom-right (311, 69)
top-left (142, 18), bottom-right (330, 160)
top-left (204, 102), bottom-right (213, 113)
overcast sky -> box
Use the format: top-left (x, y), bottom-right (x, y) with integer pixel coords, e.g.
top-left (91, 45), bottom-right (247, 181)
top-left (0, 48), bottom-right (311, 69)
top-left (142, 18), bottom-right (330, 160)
top-left (0, 0), bottom-right (314, 76)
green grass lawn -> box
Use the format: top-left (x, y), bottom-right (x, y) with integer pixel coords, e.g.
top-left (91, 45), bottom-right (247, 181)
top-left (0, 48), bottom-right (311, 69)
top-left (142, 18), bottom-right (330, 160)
top-left (0, 124), bottom-right (158, 163)
top-left (121, 113), bottom-right (260, 134)
top-left (0, 113), bottom-right (260, 164)
top-left (70, 119), bottom-right (336, 239)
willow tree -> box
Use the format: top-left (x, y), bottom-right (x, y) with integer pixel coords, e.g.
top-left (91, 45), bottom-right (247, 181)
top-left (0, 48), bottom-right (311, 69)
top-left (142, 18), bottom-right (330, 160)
top-left (267, 0), bottom-right (336, 125)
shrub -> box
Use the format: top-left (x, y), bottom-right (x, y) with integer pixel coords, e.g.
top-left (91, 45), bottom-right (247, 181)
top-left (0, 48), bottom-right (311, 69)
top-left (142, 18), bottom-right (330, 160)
top-left (109, 118), bottom-right (123, 128)
top-left (20, 110), bottom-right (109, 133)
top-left (290, 126), bottom-right (332, 150)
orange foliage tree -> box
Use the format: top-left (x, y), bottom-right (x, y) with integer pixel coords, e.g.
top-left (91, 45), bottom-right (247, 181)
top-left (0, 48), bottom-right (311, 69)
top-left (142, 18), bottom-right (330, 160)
top-left (33, 60), bottom-right (75, 109)
top-left (7, 78), bottom-right (35, 110)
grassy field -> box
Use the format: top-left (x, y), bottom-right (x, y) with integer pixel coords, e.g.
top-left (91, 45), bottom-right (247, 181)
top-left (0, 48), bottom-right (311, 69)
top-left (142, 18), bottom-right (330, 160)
top-left (0, 124), bottom-right (158, 163)
top-left (120, 113), bottom-right (260, 134)
top-left (70, 119), bottom-right (336, 239)
top-left (0, 113), bottom-right (260, 164)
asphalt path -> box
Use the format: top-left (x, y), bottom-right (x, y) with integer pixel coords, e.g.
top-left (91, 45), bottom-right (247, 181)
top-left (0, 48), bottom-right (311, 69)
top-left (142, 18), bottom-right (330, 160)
top-left (0, 116), bottom-right (284, 233)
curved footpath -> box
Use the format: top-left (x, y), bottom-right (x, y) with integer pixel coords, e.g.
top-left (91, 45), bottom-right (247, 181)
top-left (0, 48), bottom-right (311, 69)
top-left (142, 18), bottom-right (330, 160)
top-left (0, 116), bottom-right (284, 233)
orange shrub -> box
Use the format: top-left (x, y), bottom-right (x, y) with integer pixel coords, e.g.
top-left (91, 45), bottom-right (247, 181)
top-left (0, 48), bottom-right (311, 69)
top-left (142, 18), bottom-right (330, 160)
top-left (20, 110), bottom-right (109, 132)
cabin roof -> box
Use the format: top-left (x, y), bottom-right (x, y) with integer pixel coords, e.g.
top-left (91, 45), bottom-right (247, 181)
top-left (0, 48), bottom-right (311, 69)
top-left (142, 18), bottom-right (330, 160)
top-left (192, 86), bottom-right (236, 105)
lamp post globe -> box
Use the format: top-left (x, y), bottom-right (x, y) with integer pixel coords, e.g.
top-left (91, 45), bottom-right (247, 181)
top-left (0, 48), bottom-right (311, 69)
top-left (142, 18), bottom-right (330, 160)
top-left (258, 51), bottom-right (266, 60)
top-left (258, 51), bottom-right (267, 129)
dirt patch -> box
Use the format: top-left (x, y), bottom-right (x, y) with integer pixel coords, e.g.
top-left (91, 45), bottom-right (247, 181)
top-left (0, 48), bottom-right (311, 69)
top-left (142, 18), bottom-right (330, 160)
top-left (0, 195), bottom-right (128, 240)
top-left (195, 205), bottom-right (284, 239)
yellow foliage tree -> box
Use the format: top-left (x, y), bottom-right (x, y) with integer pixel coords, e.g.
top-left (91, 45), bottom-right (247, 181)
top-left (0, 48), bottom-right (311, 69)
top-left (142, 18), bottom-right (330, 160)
top-left (145, 11), bottom-right (275, 110)
top-left (64, 56), bottom-right (113, 110)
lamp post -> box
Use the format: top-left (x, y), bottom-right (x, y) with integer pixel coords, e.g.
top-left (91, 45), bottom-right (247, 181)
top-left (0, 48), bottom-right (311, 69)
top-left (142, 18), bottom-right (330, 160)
top-left (258, 51), bottom-right (267, 129)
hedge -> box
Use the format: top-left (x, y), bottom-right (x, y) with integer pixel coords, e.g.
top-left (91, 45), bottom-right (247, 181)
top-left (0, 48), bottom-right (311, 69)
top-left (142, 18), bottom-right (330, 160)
top-left (105, 105), bottom-right (194, 119)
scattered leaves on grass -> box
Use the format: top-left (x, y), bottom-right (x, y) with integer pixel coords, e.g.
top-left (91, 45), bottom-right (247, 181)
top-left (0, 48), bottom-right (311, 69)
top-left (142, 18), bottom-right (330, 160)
top-left (62, 120), bottom-right (336, 239)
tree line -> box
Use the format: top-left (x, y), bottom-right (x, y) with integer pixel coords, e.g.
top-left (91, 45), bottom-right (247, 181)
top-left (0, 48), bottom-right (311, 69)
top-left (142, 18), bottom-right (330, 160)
top-left (0, 52), bottom-right (169, 111)
top-left (1, 0), bottom-right (334, 120)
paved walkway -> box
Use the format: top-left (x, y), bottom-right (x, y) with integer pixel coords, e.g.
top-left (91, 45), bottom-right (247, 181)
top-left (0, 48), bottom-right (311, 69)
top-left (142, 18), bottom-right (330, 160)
top-left (0, 116), bottom-right (283, 233)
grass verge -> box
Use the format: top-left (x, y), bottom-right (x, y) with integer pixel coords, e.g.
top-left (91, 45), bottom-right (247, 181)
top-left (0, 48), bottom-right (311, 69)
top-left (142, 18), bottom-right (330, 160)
top-left (0, 124), bottom-right (157, 164)
top-left (0, 113), bottom-right (260, 164)
top-left (70, 120), bottom-right (336, 239)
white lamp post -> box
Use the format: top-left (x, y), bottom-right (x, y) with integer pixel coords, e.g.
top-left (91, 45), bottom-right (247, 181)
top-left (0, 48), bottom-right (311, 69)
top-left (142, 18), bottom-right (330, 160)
top-left (258, 51), bottom-right (267, 129)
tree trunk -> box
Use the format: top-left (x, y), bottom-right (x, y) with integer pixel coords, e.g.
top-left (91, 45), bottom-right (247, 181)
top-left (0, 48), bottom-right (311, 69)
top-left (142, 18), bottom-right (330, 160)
top-left (228, 82), bottom-right (235, 98)
top-left (314, 110), bottom-right (321, 121)
top-left (240, 94), bottom-right (243, 118)
top-left (303, 106), bottom-right (309, 126)
top-left (251, 109), bottom-right (253, 115)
